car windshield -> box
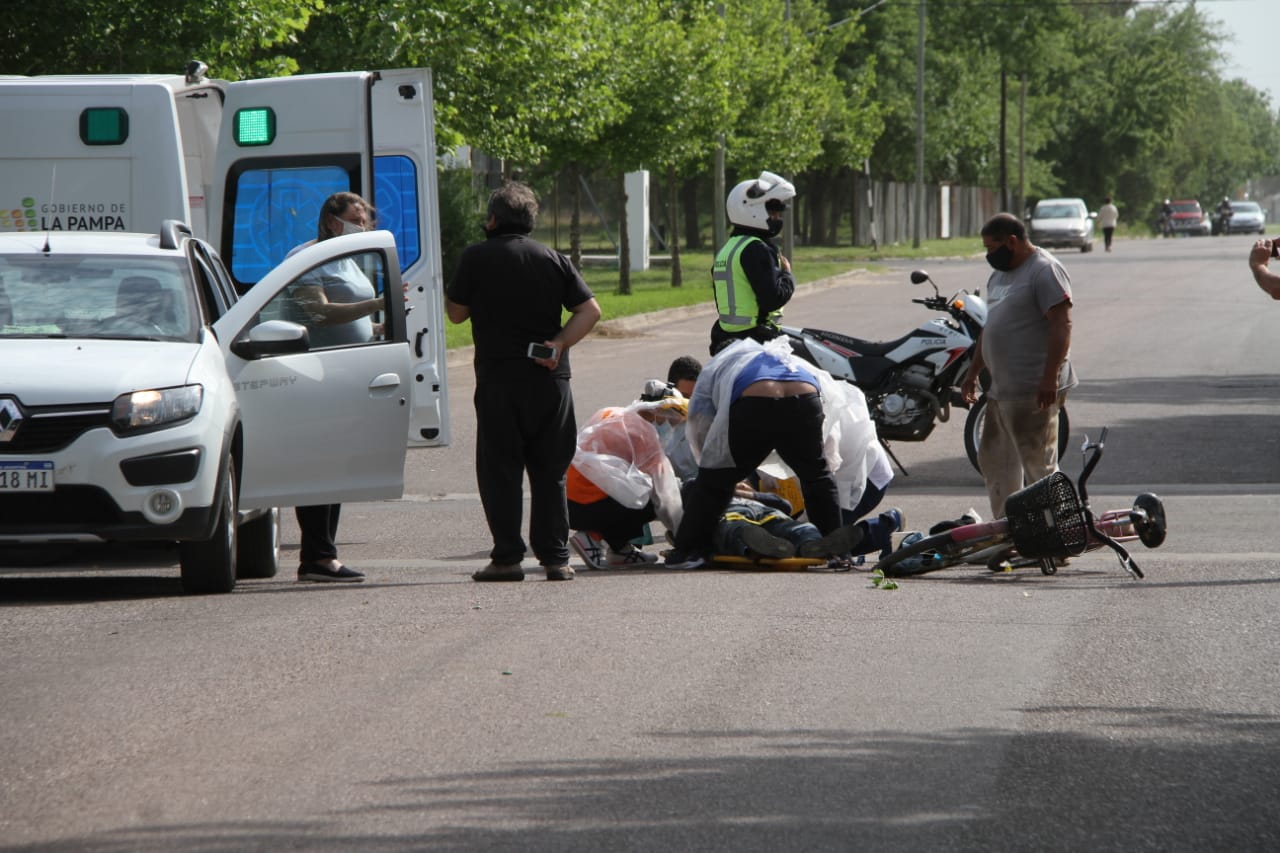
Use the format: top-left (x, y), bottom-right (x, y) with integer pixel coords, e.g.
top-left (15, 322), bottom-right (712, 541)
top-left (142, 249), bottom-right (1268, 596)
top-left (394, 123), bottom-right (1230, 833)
top-left (1231, 202), bottom-right (1261, 213)
top-left (1034, 204), bottom-right (1082, 219)
top-left (0, 255), bottom-right (198, 341)
top-left (1172, 202), bottom-right (1201, 214)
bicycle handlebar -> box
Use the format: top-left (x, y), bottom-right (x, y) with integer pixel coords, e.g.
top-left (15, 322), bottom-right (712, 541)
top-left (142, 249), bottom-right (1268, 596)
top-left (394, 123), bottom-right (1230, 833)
top-left (1073, 426), bottom-right (1144, 579)
top-left (1075, 427), bottom-right (1109, 505)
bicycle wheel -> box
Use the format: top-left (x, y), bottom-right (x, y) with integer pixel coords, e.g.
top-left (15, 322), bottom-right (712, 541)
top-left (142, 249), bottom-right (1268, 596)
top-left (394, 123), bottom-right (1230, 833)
top-left (875, 528), bottom-right (1012, 577)
top-left (1132, 493), bottom-right (1167, 548)
top-left (964, 397), bottom-right (1071, 475)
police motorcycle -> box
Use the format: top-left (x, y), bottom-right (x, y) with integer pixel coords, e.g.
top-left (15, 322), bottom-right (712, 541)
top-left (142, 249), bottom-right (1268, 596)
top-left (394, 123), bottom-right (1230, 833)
top-left (781, 269), bottom-right (1068, 475)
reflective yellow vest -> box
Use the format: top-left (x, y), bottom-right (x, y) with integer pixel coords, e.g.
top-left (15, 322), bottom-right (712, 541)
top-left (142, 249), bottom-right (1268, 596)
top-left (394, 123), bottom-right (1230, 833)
top-left (712, 235), bottom-right (782, 333)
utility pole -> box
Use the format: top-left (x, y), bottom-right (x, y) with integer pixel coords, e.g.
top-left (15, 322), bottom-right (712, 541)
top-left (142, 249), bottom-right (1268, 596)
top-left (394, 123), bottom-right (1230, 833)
top-left (1017, 71), bottom-right (1027, 218)
top-left (913, 0), bottom-right (925, 248)
top-left (713, 3), bottom-right (727, 251)
top-left (783, 0), bottom-right (795, 259)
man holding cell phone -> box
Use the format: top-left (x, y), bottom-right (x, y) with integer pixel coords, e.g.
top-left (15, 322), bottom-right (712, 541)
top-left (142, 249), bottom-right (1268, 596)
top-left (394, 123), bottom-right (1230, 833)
top-left (1248, 238), bottom-right (1280, 300)
top-left (446, 181), bottom-right (601, 582)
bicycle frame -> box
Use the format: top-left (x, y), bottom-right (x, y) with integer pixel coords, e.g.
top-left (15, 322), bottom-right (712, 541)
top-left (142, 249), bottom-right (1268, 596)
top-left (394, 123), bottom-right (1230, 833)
top-left (876, 429), bottom-right (1156, 579)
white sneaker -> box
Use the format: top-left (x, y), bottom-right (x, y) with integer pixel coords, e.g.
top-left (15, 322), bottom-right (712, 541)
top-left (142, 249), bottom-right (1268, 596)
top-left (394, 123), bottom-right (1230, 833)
top-left (606, 544), bottom-right (660, 567)
top-left (569, 530), bottom-right (607, 570)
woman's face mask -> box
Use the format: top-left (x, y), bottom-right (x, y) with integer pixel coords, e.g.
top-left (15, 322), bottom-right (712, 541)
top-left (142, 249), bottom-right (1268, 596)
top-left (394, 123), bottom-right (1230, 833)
top-left (340, 219), bottom-right (366, 237)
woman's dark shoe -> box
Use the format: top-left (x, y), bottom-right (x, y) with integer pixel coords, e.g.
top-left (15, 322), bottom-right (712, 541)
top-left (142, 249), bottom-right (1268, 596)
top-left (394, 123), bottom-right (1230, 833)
top-left (298, 562), bottom-right (365, 583)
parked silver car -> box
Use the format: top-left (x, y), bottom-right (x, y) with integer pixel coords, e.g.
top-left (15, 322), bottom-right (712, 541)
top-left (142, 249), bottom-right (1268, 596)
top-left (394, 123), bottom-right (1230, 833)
top-left (1224, 200), bottom-right (1267, 235)
top-left (1028, 197), bottom-right (1095, 252)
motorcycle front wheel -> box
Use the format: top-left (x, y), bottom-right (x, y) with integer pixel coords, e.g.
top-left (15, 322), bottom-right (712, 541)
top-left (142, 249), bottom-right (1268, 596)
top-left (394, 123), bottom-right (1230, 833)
top-left (963, 395), bottom-right (1071, 476)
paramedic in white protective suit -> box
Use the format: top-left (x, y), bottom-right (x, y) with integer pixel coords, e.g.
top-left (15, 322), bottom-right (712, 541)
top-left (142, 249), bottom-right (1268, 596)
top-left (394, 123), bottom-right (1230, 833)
top-left (664, 337), bottom-right (889, 569)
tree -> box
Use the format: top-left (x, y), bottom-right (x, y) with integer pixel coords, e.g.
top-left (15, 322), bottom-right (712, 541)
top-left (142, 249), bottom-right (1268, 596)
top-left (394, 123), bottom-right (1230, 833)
top-left (594, 1), bottom-right (732, 289)
top-left (1, 0), bottom-right (320, 78)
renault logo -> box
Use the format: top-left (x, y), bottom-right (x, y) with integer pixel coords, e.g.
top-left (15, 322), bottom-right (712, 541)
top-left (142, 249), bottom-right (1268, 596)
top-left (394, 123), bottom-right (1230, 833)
top-left (0, 398), bottom-right (23, 443)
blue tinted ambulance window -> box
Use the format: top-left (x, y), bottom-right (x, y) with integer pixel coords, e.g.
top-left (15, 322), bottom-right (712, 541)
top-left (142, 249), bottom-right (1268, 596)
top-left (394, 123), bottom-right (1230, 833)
top-left (228, 166), bottom-right (350, 284)
top-left (373, 155), bottom-right (421, 270)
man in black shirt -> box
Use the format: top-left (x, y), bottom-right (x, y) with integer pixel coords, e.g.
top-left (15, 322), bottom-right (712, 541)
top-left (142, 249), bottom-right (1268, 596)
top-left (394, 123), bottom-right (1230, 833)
top-left (446, 182), bottom-right (602, 581)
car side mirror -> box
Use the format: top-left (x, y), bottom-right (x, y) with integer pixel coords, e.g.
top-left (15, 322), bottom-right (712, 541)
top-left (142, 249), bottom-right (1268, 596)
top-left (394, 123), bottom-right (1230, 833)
top-left (230, 319), bottom-right (310, 359)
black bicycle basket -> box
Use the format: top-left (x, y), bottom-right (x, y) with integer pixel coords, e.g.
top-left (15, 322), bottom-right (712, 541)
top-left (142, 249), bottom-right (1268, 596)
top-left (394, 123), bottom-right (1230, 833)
top-left (1004, 471), bottom-right (1088, 558)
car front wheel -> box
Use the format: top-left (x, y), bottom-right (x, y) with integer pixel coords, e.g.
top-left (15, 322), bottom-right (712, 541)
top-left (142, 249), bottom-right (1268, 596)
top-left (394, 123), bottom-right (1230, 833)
top-left (236, 507), bottom-right (279, 579)
top-left (180, 457), bottom-right (237, 594)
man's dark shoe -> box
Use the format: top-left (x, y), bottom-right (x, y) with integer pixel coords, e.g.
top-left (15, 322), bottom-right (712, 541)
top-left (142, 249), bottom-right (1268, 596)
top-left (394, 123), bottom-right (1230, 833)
top-left (798, 524), bottom-right (866, 559)
top-left (544, 564), bottom-right (575, 581)
top-left (740, 525), bottom-right (796, 559)
top-left (472, 562), bottom-right (524, 582)
top-left (298, 562), bottom-right (365, 583)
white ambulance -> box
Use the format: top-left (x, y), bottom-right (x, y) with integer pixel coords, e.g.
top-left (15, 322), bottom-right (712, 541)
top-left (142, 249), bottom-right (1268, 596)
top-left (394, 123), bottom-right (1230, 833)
top-left (0, 63), bottom-right (449, 447)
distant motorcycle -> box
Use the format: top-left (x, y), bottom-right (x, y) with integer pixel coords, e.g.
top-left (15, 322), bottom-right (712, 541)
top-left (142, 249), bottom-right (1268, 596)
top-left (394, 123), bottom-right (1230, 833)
top-left (1211, 206), bottom-right (1234, 236)
top-left (781, 269), bottom-right (1069, 475)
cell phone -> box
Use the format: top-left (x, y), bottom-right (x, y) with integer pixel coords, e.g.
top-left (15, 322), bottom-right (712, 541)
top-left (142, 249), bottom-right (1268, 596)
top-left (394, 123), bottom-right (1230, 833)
top-left (1272, 240), bottom-right (1279, 259)
top-left (527, 342), bottom-right (558, 360)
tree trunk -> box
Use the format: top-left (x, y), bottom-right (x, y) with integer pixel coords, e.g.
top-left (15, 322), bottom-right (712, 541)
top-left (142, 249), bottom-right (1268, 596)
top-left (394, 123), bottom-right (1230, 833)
top-left (668, 165), bottom-right (683, 287)
top-left (682, 177), bottom-right (702, 250)
top-left (809, 174), bottom-right (827, 247)
top-left (569, 161), bottom-right (582, 271)
top-left (618, 171), bottom-right (631, 295)
top-left (999, 69), bottom-right (1009, 212)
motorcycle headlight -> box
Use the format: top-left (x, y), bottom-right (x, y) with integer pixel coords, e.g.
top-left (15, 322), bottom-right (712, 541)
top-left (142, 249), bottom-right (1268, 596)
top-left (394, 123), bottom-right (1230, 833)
top-left (111, 385), bottom-right (204, 433)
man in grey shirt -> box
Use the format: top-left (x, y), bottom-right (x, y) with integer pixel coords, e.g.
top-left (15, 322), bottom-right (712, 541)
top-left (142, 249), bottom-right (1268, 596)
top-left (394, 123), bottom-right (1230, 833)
top-left (962, 213), bottom-right (1077, 519)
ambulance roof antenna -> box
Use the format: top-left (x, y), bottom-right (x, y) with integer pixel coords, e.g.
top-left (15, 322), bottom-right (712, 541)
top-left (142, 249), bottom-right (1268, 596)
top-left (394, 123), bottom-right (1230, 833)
top-left (41, 165), bottom-right (55, 255)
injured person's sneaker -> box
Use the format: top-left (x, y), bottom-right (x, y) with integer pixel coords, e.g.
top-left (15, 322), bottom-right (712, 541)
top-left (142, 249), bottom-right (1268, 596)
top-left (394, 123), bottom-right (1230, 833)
top-left (798, 523), bottom-right (866, 558)
top-left (569, 530), bottom-right (607, 570)
top-left (739, 525), bottom-right (797, 559)
top-left (605, 544), bottom-right (660, 566)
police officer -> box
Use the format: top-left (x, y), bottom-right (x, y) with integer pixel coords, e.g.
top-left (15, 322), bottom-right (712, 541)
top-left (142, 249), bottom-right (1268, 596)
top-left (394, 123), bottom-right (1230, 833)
top-left (709, 171), bottom-right (797, 356)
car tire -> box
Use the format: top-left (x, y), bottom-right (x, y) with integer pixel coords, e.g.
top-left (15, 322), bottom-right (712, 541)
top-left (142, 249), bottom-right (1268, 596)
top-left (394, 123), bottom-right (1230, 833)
top-left (179, 457), bottom-right (237, 594)
top-left (235, 507), bottom-right (279, 579)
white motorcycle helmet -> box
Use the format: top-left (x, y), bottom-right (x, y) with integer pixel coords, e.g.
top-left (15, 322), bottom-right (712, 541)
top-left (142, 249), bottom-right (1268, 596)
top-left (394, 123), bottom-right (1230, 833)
top-left (726, 170), bottom-right (796, 231)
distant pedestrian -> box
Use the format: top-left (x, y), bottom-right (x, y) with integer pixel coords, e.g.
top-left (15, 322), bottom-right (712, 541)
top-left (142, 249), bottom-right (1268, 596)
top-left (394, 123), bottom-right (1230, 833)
top-left (1098, 196), bottom-right (1119, 252)
top-left (446, 181), bottom-right (602, 582)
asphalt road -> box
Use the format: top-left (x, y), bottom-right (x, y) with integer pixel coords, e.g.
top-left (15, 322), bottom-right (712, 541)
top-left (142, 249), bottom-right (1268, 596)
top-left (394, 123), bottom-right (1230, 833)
top-left (3, 233), bottom-right (1279, 851)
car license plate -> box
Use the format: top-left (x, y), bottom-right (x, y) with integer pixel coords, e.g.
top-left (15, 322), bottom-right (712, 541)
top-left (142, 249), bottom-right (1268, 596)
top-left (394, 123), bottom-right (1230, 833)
top-left (0, 461), bottom-right (55, 491)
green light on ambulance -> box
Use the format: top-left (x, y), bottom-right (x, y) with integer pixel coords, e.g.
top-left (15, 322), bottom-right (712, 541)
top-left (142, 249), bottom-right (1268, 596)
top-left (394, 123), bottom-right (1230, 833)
top-left (234, 108), bottom-right (275, 146)
top-left (80, 108), bottom-right (129, 145)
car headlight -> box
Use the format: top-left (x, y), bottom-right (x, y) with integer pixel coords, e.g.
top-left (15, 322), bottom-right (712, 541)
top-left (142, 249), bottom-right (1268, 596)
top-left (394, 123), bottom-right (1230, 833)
top-left (111, 385), bottom-right (204, 433)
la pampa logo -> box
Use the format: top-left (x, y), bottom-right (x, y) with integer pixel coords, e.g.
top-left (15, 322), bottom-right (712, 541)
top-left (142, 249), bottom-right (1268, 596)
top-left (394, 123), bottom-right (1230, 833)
top-left (0, 198), bottom-right (39, 231)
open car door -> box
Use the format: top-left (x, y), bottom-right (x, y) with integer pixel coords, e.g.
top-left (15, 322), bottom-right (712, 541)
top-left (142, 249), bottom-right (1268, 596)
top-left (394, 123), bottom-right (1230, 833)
top-left (208, 69), bottom-right (449, 452)
top-left (212, 229), bottom-right (411, 509)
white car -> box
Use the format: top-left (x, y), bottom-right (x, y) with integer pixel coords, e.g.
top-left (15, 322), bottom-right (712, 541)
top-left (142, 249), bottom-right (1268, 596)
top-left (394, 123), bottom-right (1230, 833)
top-left (0, 222), bottom-right (412, 593)
top-left (1028, 197), bottom-right (1095, 252)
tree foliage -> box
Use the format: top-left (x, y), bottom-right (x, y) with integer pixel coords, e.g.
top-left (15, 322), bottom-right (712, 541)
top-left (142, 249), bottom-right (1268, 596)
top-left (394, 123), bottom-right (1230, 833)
top-left (5, 0), bottom-right (1278, 246)
top-left (2, 0), bottom-right (319, 78)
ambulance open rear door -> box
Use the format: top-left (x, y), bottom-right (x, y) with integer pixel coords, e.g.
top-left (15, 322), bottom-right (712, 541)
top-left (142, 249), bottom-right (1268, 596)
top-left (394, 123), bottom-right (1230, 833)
top-left (208, 69), bottom-right (449, 449)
